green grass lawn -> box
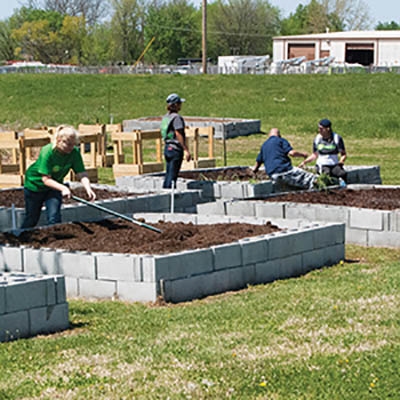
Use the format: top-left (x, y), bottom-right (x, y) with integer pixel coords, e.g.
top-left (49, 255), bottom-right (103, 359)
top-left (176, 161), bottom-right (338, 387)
top-left (1, 73), bottom-right (400, 398)
top-left (0, 246), bottom-right (399, 399)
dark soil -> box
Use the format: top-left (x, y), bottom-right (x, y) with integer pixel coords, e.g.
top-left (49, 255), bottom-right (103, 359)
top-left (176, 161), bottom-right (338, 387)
top-left (178, 167), bottom-right (268, 182)
top-left (0, 220), bottom-right (281, 255)
top-left (0, 187), bottom-right (146, 208)
top-left (262, 188), bottom-right (400, 210)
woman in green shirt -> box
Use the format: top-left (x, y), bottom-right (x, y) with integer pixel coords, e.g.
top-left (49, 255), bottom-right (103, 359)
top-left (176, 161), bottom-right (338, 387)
top-left (21, 125), bottom-right (96, 228)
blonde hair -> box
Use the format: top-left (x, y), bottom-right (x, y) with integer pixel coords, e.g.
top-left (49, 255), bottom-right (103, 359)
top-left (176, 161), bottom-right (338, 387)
top-left (53, 125), bottom-right (80, 147)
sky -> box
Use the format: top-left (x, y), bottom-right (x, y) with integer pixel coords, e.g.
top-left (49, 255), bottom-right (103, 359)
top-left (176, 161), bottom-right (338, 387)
top-left (0, 0), bottom-right (399, 26)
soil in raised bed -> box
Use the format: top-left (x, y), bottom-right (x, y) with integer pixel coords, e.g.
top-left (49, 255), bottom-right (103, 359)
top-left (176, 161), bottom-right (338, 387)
top-left (261, 188), bottom-right (400, 210)
top-left (178, 167), bottom-right (268, 182)
top-left (0, 187), bottom-right (147, 208)
top-left (0, 220), bottom-right (281, 255)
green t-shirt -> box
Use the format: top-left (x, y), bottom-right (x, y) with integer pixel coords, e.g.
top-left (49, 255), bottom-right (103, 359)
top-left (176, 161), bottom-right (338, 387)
top-left (24, 143), bottom-right (85, 192)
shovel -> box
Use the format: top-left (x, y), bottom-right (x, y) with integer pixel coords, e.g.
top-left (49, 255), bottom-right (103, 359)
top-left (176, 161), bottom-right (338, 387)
top-left (71, 195), bottom-right (162, 234)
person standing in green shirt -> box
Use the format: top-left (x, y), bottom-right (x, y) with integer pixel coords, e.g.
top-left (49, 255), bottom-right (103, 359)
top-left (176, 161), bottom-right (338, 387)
top-left (21, 125), bottom-right (96, 228)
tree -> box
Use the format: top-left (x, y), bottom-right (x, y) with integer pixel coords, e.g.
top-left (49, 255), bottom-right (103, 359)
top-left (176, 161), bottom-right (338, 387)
top-left (319, 0), bottom-right (372, 30)
top-left (21, 0), bottom-right (109, 25)
top-left (109, 0), bottom-right (145, 64)
top-left (280, 0), bottom-right (344, 36)
top-left (144, 0), bottom-right (201, 64)
top-left (376, 21), bottom-right (400, 30)
top-left (0, 20), bottom-right (18, 62)
top-left (208, 0), bottom-right (280, 57)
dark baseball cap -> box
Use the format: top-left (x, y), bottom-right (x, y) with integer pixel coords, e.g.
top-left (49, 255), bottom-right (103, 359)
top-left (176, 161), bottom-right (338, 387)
top-left (166, 93), bottom-right (185, 104)
top-left (319, 119), bottom-right (331, 128)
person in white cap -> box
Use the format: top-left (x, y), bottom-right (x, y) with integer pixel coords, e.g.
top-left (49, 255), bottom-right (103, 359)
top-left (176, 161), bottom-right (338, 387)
top-left (160, 93), bottom-right (191, 189)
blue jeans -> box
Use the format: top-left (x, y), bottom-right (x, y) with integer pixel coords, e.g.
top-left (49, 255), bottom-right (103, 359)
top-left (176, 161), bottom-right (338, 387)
top-left (21, 188), bottom-right (63, 228)
top-left (163, 144), bottom-right (183, 189)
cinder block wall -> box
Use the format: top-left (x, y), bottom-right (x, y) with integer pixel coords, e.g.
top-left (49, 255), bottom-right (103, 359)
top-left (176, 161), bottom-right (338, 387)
top-left (0, 273), bottom-right (69, 342)
top-left (0, 214), bottom-right (345, 303)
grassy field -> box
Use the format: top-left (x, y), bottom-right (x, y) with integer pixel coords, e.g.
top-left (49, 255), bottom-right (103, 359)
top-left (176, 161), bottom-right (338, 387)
top-left (1, 73), bottom-right (400, 184)
top-left (0, 246), bottom-right (399, 399)
top-left (1, 73), bottom-right (400, 398)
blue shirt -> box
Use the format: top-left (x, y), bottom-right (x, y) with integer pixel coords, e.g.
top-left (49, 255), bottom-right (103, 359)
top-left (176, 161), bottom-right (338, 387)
top-left (256, 136), bottom-right (293, 176)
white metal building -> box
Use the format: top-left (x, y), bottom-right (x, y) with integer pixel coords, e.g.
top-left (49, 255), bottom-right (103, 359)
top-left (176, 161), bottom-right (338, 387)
top-left (273, 31), bottom-right (400, 66)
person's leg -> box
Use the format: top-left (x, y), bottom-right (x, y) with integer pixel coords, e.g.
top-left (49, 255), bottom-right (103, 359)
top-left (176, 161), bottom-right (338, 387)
top-left (163, 146), bottom-right (183, 189)
top-left (44, 189), bottom-right (63, 225)
top-left (21, 188), bottom-right (46, 228)
top-left (330, 164), bottom-right (347, 182)
top-left (279, 167), bottom-right (316, 190)
top-left (163, 146), bottom-right (174, 188)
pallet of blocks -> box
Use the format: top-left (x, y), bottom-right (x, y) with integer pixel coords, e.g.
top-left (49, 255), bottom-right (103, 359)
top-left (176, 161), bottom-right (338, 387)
top-left (181, 126), bottom-right (216, 170)
top-left (111, 129), bottom-right (164, 178)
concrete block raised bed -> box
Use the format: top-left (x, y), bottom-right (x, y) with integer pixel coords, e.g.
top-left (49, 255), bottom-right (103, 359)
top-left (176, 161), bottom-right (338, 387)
top-left (0, 183), bottom-right (204, 232)
top-left (0, 214), bottom-right (344, 303)
top-left (197, 185), bottom-right (400, 248)
top-left (116, 165), bottom-right (381, 201)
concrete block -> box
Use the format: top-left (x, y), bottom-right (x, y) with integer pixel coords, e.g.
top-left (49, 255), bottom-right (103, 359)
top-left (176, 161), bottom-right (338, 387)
top-left (285, 204), bottom-right (317, 221)
top-left (79, 278), bottom-right (117, 299)
top-left (0, 208), bottom-right (11, 232)
top-left (212, 242), bottom-right (242, 270)
top-left (196, 214), bottom-right (231, 224)
top-left (142, 249), bottom-right (214, 282)
top-left (346, 227), bottom-right (368, 246)
top-left (0, 310), bottom-right (29, 342)
top-left (55, 276), bottom-right (67, 303)
top-left (278, 254), bottom-right (304, 279)
top-left (163, 213), bottom-right (197, 224)
top-left (196, 200), bottom-right (226, 215)
top-left (6, 279), bottom-right (48, 313)
top-left (393, 211), bottom-right (400, 232)
top-left (65, 277), bottom-right (79, 298)
top-left (0, 246), bottom-right (23, 272)
top-left (302, 244), bottom-right (344, 271)
top-left (162, 265), bottom-right (255, 303)
top-left (254, 202), bottom-right (285, 219)
top-left (60, 205), bottom-right (80, 222)
top-left (219, 182), bottom-right (247, 199)
top-left (312, 224), bottom-right (345, 249)
top-left (23, 248), bottom-right (59, 275)
top-left (367, 230), bottom-right (400, 248)
top-left (313, 205), bottom-right (348, 223)
top-left (186, 180), bottom-right (215, 200)
top-left (350, 208), bottom-right (390, 230)
top-left (225, 201), bottom-right (255, 217)
top-left (268, 230), bottom-right (313, 260)
top-left (239, 236), bottom-right (268, 265)
top-left (96, 253), bottom-right (140, 281)
top-left (57, 251), bottom-right (96, 279)
top-left (248, 181), bottom-right (273, 197)
top-left (29, 303), bottom-right (69, 336)
top-left (254, 260), bottom-right (280, 284)
top-left (117, 281), bottom-right (158, 302)
top-left (0, 285), bottom-right (5, 314)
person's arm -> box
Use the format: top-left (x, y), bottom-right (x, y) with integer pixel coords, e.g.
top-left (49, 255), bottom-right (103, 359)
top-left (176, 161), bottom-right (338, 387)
top-left (41, 175), bottom-right (71, 198)
top-left (253, 161), bottom-right (262, 173)
top-left (175, 130), bottom-right (191, 162)
top-left (76, 172), bottom-right (96, 201)
top-left (288, 149), bottom-right (308, 158)
top-left (299, 152), bottom-right (318, 168)
top-left (338, 151), bottom-right (347, 165)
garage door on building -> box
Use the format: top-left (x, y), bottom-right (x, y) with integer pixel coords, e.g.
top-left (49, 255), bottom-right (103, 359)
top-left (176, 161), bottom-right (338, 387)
top-left (345, 43), bottom-right (374, 65)
top-left (288, 43), bottom-right (315, 60)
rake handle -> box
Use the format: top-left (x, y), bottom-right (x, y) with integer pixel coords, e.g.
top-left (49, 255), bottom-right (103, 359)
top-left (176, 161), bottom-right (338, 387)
top-left (71, 195), bottom-right (162, 234)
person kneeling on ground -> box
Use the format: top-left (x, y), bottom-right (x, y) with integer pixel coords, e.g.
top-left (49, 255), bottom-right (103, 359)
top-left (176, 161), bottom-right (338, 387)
top-left (253, 128), bottom-right (317, 190)
top-left (21, 125), bottom-right (96, 229)
top-left (299, 118), bottom-right (347, 185)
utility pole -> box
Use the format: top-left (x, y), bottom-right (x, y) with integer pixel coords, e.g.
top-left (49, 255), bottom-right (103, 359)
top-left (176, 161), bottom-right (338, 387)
top-left (202, 0), bottom-right (207, 74)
